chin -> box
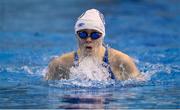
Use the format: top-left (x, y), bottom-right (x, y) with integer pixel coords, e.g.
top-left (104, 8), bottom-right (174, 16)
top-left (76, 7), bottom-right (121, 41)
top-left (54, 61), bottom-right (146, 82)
top-left (85, 49), bottom-right (93, 56)
top-left (84, 47), bottom-right (94, 56)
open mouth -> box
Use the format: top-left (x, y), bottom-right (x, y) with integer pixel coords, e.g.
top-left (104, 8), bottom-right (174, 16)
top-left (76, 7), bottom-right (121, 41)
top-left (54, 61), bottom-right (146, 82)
top-left (85, 46), bottom-right (92, 50)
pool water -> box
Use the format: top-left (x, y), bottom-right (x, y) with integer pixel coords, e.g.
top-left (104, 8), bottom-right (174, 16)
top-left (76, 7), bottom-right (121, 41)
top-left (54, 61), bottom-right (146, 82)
top-left (0, 0), bottom-right (179, 109)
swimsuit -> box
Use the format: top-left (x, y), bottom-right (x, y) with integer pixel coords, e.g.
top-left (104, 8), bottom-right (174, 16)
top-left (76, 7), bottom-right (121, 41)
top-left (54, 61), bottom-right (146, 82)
top-left (73, 46), bottom-right (116, 80)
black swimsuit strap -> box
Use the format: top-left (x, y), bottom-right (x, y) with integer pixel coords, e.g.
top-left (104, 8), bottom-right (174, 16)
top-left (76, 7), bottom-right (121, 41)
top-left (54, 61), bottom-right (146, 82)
top-left (74, 51), bottom-right (79, 67)
top-left (102, 46), bottom-right (116, 79)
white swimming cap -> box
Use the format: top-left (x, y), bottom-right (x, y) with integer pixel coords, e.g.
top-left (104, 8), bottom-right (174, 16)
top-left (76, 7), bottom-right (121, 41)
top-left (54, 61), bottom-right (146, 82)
top-left (75, 9), bottom-right (105, 37)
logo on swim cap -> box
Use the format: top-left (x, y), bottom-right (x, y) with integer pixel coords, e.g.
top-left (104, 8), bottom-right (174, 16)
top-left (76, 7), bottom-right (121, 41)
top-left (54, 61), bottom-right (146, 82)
top-left (78, 23), bottom-right (85, 27)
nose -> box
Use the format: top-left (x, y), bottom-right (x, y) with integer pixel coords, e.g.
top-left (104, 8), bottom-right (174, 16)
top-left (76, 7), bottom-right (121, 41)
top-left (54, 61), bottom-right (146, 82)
top-left (85, 37), bottom-right (92, 43)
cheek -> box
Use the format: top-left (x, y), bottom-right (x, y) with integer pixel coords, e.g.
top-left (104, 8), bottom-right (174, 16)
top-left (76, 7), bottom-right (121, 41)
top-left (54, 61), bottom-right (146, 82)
top-left (94, 39), bottom-right (103, 46)
top-left (78, 38), bottom-right (86, 45)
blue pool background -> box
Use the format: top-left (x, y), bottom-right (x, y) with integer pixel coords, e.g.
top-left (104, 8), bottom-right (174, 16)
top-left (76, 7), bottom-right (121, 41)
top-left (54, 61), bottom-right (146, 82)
top-left (0, 0), bottom-right (179, 109)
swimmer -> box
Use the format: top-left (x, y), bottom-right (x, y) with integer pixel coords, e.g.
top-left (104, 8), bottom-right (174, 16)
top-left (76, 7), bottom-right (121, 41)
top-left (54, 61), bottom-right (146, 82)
top-left (45, 9), bottom-right (143, 80)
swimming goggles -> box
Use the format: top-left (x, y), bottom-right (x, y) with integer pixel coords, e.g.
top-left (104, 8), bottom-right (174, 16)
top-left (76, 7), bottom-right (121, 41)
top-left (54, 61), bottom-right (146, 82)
top-left (77, 31), bottom-right (102, 40)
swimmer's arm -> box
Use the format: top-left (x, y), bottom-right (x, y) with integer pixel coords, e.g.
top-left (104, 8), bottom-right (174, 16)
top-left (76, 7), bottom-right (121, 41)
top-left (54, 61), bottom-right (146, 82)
top-left (45, 58), bottom-right (69, 80)
top-left (45, 52), bottom-right (74, 80)
top-left (122, 56), bottom-right (144, 81)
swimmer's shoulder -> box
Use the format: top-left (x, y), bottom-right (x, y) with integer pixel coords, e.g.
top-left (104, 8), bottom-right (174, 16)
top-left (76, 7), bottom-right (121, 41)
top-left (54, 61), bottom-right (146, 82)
top-left (109, 48), bottom-right (140, 78)
top-left (50, 51), bottom-right (75, 68)
top-left (46, 52), bottom-right (74, 80)
top-left (108, 48), bottom-right (133, 63)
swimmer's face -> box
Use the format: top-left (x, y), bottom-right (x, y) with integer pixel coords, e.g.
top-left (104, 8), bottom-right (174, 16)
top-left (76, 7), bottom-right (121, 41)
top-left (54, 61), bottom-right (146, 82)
top-left (76, 29), bottom-right (103, 54)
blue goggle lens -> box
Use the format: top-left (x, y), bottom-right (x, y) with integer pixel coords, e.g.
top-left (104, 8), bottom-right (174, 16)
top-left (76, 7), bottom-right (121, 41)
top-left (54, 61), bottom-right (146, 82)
top-left (78, 31), bottom-right (101, 40)
top-left (91, 32), bottom-right (101, 39)
top-left (78, 31), bottom-right (88, 39)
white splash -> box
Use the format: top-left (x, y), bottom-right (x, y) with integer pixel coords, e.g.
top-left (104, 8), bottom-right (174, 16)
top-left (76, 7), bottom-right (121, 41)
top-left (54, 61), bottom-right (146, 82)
top-left (139, 62), bottom-right (176, 81)
top-left (69, 57), bottom-right (111, 81)
top-left (21, 65), bottom-right (34, 74)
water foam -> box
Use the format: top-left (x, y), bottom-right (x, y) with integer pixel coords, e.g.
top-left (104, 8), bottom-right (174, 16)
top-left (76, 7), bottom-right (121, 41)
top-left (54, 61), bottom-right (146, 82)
top-left (69, 57), bottom-right (111, 81)
top-left (139, 62), bottom-right (179, 81)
